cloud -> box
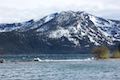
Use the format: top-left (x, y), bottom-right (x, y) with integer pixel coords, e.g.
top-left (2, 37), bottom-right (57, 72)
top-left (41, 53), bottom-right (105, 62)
top-left (0, 0), bottom-right (120, 23)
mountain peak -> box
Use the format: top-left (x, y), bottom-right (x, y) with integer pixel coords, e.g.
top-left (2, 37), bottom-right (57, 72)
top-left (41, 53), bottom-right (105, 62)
top-left (0, 11), bottom-right (120, 54)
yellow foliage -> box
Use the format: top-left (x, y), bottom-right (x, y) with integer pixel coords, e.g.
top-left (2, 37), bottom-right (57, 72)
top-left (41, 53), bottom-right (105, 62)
top-left (92, 46), bottom-right (109, 59)
top-left (111, 50), bottom-right (120, 58)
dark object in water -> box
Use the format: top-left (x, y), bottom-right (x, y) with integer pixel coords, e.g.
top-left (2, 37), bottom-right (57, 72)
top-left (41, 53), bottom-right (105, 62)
top-left (0, 59), bottom-right (5, 63)
top-left (33, 58), bottom-right (42, 62)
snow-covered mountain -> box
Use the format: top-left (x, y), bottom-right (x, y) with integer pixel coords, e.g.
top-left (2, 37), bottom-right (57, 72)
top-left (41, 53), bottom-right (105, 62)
top-left (0, 11), bottom-right (120, 54)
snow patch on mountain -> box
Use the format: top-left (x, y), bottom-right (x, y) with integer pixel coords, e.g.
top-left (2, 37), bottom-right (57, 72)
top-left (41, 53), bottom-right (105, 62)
top-left (88, 35), bottom-right (99, 45)
top-left (48, 27), bottom-right (80, 46)
top-left (49, 27), bottom-right (70, 39)
top-left (44, 15), bottom-right (54, 23)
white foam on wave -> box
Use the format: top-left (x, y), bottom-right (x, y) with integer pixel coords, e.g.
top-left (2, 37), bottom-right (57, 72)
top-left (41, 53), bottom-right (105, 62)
top-left (33, 57), bottom-right (95, 62)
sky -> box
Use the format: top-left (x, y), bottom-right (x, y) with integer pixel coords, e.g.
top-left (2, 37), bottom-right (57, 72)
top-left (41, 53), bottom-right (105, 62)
top-left (0, 0), bottom-right (120, 23)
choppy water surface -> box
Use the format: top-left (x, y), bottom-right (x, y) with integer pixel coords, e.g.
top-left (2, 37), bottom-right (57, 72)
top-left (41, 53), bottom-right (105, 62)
top-left (0, 59), bottom-right (120, 80)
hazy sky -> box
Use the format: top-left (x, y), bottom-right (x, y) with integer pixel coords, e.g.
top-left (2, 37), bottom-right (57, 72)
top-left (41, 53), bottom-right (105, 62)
top-left (0, 0), bottom-right (120, 23)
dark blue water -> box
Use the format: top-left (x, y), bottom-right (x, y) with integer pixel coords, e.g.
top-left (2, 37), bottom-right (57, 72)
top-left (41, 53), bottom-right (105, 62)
top-left (0, 59), bottom-right (120, 80)
top-left (0, 54), bottom-right (93, 62)
top-left (0, 54), bottom-right (120, 80)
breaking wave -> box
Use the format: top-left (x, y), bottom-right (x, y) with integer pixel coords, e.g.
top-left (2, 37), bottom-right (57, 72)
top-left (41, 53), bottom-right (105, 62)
top-left (33, 57), bottom-right (95, 62)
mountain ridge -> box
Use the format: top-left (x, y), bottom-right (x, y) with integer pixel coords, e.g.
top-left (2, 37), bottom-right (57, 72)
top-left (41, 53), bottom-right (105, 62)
top-left (0, 11), bottom-right (120, 54)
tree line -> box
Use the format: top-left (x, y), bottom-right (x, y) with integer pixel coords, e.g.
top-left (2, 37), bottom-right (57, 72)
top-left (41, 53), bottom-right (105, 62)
top-left (92, 44), bottom-right (120, 59)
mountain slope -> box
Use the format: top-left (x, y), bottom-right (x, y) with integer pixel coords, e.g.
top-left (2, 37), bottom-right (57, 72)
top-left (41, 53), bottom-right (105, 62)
top-left (0, 11), bottom-right (120, 54)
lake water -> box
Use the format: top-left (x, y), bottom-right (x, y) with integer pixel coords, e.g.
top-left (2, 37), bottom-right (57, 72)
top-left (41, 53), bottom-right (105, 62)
top-left (0, 54), bottom-right (120, 80)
